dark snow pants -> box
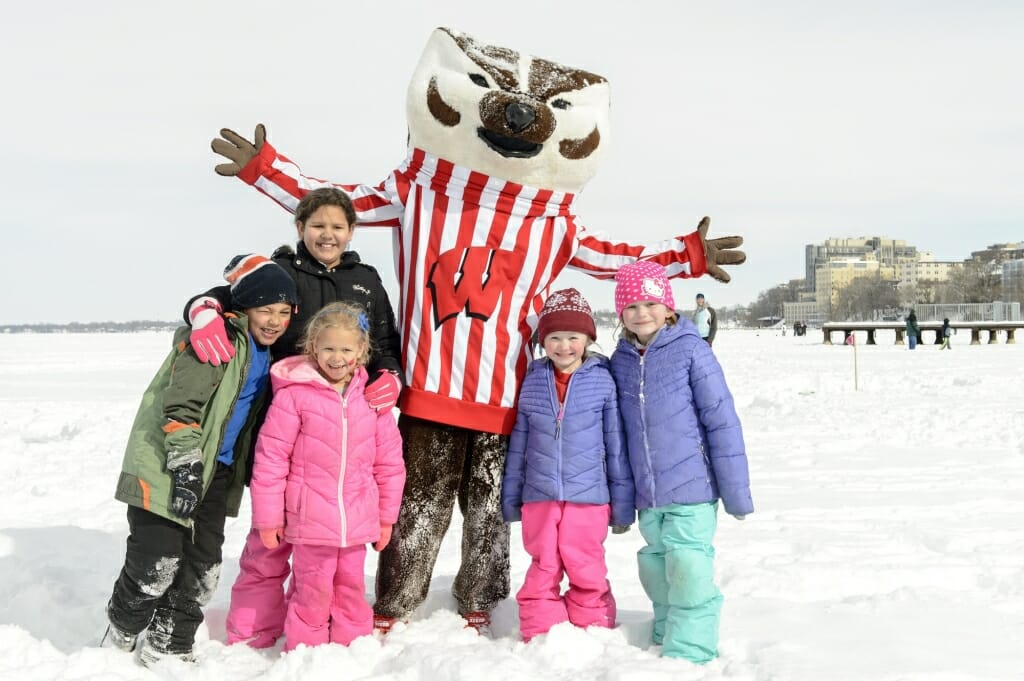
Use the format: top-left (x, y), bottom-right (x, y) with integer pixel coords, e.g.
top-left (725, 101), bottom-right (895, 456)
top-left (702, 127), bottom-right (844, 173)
top-left (107, 463), bottom-right (229, 654)
top-left (374, 414), bottom-right (510, 618)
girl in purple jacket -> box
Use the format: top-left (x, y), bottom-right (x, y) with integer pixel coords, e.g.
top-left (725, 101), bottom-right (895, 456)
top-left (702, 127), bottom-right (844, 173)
top-left (609, 262), bottom-right (753, 664)
top-left (501, 288), bottom-right (634, 642)
top-left (249, 302), bottom-right (406, 651)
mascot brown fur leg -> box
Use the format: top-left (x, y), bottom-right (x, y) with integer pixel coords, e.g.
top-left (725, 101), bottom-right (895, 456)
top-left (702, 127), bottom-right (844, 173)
top-left (375, 415), bottom-right (510, 618)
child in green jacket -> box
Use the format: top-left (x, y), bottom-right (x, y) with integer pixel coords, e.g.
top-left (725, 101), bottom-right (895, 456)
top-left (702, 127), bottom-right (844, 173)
top-left (103, 254), bottom-right (297, 666)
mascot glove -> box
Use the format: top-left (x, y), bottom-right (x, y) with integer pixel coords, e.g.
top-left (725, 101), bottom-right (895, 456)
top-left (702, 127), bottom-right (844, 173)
top-left (259, 527), bottom-right (283, 549)
top-left (188, 297), bottom-right (235, 366)
top-left (365, 370), bottom-right (402, 411)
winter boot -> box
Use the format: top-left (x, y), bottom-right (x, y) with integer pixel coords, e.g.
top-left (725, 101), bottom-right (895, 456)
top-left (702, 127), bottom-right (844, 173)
top-left (463, 611), bottom-right (492, 637)
top-left (138, 639), bottom-right (195, 667)
top-left (373, 614), bottom-right (398, 635)
top-left (100, 621), bottom-right (138, 653)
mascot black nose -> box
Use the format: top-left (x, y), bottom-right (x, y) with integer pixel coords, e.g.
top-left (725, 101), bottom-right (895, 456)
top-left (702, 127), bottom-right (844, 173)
top-left (504, 102), bottom-right (536, 133)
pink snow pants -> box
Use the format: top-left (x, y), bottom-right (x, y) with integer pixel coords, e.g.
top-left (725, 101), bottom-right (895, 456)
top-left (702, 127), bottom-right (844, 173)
top-left (284, 543), bottom-right (371, 651)
top-left (516, 501), bottom-right (615, 641)
top-left (225, 527), bottom-right (291, 648)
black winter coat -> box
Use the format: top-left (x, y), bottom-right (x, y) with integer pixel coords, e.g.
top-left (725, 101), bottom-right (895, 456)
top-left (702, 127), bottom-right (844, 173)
top-left (186, 243), bottom-right (403, 379)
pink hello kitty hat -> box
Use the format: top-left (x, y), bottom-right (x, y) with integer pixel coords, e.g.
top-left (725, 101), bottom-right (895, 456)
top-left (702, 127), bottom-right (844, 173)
top-left (614, 261), bottom-right (675, 316)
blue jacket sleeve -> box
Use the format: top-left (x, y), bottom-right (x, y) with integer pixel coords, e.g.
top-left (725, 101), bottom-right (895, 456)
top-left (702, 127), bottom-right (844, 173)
top-left (690, 341), bottom-right (754, 517)
top-left (501, 408), bottom-right (529, 522)
top-left (603, 386), bottom-right (635, 526)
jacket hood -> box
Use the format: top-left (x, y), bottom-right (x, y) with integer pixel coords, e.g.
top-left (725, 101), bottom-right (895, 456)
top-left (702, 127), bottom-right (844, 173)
top-left (270, 354), bottom-right (369, 393)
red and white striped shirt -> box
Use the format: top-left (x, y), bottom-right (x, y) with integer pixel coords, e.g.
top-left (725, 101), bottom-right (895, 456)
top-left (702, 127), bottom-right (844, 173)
top-left (238, 143), bottom-right (706, 434)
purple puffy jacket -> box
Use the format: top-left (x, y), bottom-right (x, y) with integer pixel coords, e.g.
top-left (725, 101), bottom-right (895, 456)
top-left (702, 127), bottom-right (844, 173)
top-left (502, 354), bottom-right (635, 527)
top-left (609, 319), bottom-right (753, 517)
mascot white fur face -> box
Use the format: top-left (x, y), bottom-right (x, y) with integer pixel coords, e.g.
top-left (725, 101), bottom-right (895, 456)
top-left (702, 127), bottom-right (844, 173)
top-left (406, 27), bottom-right (610, 194)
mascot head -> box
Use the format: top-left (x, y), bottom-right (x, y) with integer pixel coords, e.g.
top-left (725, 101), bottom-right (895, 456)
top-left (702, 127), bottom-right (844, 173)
top-left (406, 27), bottom-right (610, 194)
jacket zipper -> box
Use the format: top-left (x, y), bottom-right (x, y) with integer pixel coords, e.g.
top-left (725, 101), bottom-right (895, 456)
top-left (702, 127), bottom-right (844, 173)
top-left (554, 367), bottom-right (571, 500)
top-left (338, 392), bottom-right (349, 545)
top-left (700, 441), bottom-right (711, 483)
top-left (189, 332), bottom-right (251, 538)
top-left (638, 351), bottom-right (656, 504)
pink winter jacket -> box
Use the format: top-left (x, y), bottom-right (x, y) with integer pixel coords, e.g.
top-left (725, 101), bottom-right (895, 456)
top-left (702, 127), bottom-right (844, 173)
top-left (250, 355), bottom-right (405, 548)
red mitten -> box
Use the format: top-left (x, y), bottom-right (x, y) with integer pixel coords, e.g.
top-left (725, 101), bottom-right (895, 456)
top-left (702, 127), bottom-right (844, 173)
top-left (188, 297), bottom-right (235, 366)
top-left (365, 370), bottom-right (402, 411)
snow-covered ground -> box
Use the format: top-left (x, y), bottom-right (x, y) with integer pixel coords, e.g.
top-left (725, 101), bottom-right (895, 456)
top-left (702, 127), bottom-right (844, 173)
top-left (1, 327), bottom-right (1021, 681)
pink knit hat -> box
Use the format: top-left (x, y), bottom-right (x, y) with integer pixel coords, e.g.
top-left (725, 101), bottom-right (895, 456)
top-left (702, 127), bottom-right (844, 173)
top-left (614, 261), bottom-right (675, 316)
top-left (537, 288), bottom-right (597, 342)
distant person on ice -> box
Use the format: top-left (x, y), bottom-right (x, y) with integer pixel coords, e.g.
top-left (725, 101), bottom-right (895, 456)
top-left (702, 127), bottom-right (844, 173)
top-left (103, 256), bottom-right (298, 665)
top-left (940, 317), bottom-right (953, 350)
top-left (609, 261), bottom-right (753, 664)
top-left (692, 293), bottom-right (717, 346)
top-left (501, 288), bottom-right (634, 642)
top-left (906, 310), bottom-right (921, 350)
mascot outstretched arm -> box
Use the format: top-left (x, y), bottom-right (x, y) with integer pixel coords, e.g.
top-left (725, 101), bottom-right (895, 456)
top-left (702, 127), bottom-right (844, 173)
top-left (208, 27), bottom-right (746, 625)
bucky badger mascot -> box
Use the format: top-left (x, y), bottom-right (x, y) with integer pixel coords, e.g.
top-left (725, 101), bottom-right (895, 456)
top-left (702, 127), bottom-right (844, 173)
top-left (205, 27), bottom-right (745, 632)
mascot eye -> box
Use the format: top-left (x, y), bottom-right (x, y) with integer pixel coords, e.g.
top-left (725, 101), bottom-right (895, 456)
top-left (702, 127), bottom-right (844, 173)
top-left (551, 98), bottom-right (571, 110)
top-left (469, 73), bottom-right (489, 88)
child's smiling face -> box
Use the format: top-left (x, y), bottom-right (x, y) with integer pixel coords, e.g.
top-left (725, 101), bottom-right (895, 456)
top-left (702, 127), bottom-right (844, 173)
top-left (621, 301), bottom-right (673, 344)
top-left (245, 303), bottom-right (293, 346)
top-left (296, 205), bottom-right (353, 269)
top-left (313, 326), bottom-right (366, 387)
top-left (542, 331), bottom-right (589, 373)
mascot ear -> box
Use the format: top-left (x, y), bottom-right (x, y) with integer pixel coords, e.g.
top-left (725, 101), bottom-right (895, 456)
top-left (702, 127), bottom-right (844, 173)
top-left (211, 124), bottom-right (266, 176)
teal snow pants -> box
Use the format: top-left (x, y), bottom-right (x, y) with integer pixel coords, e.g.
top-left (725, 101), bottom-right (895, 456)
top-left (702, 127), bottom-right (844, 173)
top-left (637, 501), bottom-right (722, 663)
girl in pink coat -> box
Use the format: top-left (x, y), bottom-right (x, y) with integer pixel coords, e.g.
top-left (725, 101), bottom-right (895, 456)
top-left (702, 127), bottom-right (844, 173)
top-left (250, 302), bottom-right (405, 650)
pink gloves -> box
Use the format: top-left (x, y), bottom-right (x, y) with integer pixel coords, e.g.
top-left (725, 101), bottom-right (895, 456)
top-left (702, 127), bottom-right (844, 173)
top-left (188, 297), bottom-right (235, 366)
top-left (365, 370), bottom-right (402, 411)
top-left (259, 527), bottom-right (283, 549)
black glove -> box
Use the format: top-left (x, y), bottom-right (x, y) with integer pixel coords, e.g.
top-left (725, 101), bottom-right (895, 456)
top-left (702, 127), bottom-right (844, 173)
top-left (169, 460), bottom-right (205, 519)
top-left (611, 525), bottom-right (631, 535)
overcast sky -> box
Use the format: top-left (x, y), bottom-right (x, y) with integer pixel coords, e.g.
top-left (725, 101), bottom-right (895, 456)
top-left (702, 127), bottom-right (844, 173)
top-left (2, 0), bottom-right (1021, 323)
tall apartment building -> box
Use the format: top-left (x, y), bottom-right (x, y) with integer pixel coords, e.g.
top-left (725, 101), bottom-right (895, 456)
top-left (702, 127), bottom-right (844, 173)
top-left (814, 259), bottom-right (899, 310)
top-left (804, 237), bottom-right (918, 293)
top-left (896, 251), bottom-right (962, 291)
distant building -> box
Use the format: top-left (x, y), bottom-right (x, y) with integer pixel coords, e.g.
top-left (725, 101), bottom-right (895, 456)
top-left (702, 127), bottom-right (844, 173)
top-left (805, 237), bottom-right (917, 293)
top-left (783, 300), bottom-right (826, 325)
top-left (896, 252), bottom-right (963, 297)
top-left (814, 258), bottom-right (898, 310)
top-left (1003, 258), bottom-right (1024, 290)
top-left (970, 242), bottom-right (1024, 265)
top-left (794, 235), bottom-right (1020, 322)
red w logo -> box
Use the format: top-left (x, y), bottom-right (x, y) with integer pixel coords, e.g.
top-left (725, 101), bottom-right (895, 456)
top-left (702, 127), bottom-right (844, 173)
top-left (427, 247), bottom-right (524, 328)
